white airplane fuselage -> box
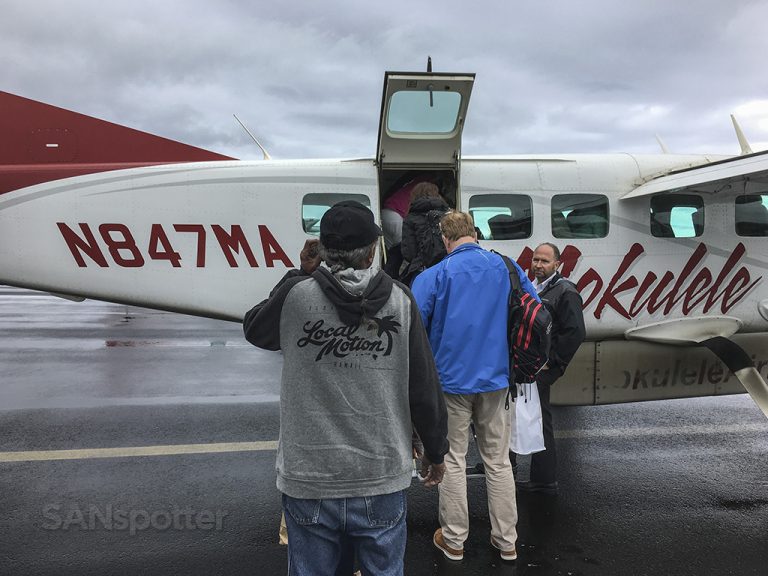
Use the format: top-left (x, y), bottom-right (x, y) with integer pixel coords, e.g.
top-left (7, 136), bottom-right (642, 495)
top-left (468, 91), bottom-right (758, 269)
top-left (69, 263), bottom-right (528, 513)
top-left (2, 153), bottom-right (767, 406)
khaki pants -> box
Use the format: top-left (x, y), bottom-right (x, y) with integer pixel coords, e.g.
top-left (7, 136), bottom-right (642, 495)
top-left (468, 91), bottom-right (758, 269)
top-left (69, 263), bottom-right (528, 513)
top-left (438, 388), bottom-right (517, 552)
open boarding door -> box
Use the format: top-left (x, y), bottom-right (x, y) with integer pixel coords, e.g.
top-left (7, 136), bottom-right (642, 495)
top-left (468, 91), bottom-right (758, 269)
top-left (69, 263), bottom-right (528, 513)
top-left (376, 70), bottom-right (475, 213)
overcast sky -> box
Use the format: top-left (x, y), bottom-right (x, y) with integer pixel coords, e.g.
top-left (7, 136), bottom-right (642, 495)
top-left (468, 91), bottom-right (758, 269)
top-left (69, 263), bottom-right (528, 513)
top-left (3, 0), bottom-right (768, 160)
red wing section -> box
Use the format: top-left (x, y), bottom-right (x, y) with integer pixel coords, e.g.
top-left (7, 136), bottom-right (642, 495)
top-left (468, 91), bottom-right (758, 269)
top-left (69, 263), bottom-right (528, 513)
top-left (0, 91), bottom-right (236, 194)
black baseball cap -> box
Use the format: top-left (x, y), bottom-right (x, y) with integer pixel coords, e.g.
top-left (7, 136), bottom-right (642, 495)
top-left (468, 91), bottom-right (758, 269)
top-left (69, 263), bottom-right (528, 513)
top-left (320, 200), bottom-right (382, 250)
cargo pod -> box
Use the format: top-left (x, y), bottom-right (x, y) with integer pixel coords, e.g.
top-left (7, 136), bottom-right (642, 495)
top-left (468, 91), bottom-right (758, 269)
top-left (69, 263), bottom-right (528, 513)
top-left (376, 71), bottom-right (475, 218)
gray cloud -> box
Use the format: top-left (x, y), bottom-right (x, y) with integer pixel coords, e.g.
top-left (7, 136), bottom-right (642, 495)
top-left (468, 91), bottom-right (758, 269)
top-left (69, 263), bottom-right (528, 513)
top-left (3, 0), bottom-right (767, 160)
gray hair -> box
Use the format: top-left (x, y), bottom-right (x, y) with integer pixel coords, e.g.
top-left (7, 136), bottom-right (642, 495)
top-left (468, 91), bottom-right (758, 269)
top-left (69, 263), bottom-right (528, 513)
top-left (318, 241), bottom-right (377, 272)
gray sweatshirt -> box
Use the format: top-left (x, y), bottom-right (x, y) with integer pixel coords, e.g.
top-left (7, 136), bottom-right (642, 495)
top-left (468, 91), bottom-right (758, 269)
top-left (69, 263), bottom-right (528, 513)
top-left (243, 266), bottom-right (448, 499)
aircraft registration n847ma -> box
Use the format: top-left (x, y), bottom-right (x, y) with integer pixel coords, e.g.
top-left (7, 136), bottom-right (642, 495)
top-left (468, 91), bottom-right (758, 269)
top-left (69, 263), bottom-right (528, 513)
top-left (1, 67), bottom-right (767, 416)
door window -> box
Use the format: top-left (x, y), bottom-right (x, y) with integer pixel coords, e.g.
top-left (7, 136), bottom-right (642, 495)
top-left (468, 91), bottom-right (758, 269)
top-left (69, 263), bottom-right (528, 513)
top-left (387, 91), bottom-right (462, 134)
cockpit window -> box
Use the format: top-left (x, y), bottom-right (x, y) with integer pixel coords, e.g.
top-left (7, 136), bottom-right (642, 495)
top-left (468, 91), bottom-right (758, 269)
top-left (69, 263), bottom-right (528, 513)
top-left (302, 194), bottom-right (371, 236)
top-left (735, 194), bottom-right (768, 237)
top-left (468, 194), bottom-right (532, 240)
top-left (387, 90), bottom-right (462, 134)
top-left (650, 194), bottom-right (704, 238)
top-left (551, 194), bottom-right (609, 238)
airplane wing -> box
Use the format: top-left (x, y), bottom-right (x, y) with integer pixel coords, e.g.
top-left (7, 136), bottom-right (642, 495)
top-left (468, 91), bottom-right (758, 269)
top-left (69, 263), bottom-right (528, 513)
top-left (622, 149), bottom-right (768, 199)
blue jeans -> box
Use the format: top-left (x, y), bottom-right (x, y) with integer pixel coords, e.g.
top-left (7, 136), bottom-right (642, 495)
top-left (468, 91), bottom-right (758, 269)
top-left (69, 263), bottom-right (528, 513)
top-left (282, 491), bottom-right (407, 576)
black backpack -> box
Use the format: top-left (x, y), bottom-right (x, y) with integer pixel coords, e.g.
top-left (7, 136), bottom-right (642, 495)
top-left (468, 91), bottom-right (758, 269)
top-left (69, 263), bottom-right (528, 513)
top-left (495, 252), bottom-right (552, 389)
top-left (418, 209), bottom-right (448, 268)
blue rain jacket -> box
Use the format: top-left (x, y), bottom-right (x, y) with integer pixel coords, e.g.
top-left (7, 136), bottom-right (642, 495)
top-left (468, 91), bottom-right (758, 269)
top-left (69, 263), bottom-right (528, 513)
top-left (411, 243), bottom-right (538, 395)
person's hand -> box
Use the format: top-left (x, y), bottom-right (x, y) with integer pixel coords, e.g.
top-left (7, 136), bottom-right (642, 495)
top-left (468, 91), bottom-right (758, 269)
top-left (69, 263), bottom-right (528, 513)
top-left (412, 434), bottom-right (424, 460)
top-left (300, 239), bottom-right (321, 274)
top-left (420, 456), bottom-right (445, 488)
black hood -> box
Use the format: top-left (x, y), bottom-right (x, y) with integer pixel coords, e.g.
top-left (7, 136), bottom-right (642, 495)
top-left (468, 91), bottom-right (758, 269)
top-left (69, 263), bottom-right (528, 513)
top-left (410, 196), bottom-right (449, 214)
top-left (312, 267), bottom-right (394, 326)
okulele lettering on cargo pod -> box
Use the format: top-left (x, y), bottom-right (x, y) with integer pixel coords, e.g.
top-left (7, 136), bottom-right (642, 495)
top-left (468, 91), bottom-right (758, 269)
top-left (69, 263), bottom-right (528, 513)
top-left (620, 354), bottom-right (768, 390)
top-left (56, 222), bottom-right (294, 268)
top-left (516, 242), bottom-right (762, 319)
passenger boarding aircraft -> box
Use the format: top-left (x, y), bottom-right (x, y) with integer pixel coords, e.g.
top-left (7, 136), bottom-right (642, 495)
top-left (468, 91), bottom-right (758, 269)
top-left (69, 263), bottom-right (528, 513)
top-left (1, 68), bottom-right (767, 417)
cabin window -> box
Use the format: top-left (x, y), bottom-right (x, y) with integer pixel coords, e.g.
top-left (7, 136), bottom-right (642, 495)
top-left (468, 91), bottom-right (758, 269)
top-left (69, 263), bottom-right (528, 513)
top-left (735, 194), bottom-right (768, 237)
top-left (650, 194), bottom-right (704, 238)
top-left (387, 90), bottom-right (462, 134)
top-left (302, 194), bottom-right (371, 236)
top-left (468, 194), bottom-right (532, 240)
top-left (551, 194), bottom-right (609, 238)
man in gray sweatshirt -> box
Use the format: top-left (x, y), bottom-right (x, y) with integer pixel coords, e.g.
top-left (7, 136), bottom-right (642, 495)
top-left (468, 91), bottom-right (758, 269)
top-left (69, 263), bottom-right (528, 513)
top-left (243, 200), bottom-right (448, 576)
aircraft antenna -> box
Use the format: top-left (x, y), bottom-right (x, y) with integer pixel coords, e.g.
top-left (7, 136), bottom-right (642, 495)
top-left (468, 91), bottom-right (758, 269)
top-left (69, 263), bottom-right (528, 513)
top-left (655, 134), bottom-right (670, 154)
top-left (233, 114), bottom-right (272, 160)
top-left (426, 57), bottom-right (434, 107)
top-left (731, 114), bottom-right (753, 155)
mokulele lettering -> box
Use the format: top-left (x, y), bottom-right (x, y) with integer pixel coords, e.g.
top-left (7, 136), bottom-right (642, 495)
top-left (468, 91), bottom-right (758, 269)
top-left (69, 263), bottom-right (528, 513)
top-left (516, 242), bottom-right (761, 320)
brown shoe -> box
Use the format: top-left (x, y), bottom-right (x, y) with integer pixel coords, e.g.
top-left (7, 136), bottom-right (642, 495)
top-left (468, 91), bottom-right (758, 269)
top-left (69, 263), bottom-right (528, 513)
top-left (433, 528), bottom-right (464, 561)
top-left (490, 536), bottom-right (517, 561)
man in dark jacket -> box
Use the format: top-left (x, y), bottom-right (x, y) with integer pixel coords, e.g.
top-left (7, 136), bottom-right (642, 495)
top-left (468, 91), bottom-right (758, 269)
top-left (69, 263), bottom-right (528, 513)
top-left (516, 242), bottom-right (586, 495)
top-left (243, 201), bottom-right (448, 576)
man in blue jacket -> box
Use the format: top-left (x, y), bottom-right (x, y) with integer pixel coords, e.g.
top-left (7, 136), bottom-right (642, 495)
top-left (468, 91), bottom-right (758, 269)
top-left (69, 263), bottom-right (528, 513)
top-left (411, 211), bottom-right (537, 563)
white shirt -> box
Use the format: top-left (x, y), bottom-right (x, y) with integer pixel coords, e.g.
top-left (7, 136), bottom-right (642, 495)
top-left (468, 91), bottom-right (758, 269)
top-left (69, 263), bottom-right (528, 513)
top-left (535, 273), bottom-right (556, 294)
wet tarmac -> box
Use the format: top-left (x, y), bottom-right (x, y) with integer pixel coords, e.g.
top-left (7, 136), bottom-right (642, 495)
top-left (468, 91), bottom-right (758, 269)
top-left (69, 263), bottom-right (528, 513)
top-left (1, 286), bottom-right (767, 575)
